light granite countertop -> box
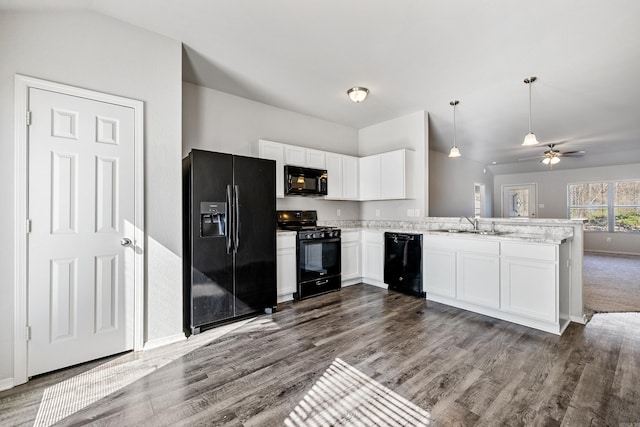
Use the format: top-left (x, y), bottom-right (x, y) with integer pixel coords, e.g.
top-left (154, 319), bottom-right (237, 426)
top-left (322, 217), bottom-right (577, 245)
top-left (339, 227), bottom-right (572, 244)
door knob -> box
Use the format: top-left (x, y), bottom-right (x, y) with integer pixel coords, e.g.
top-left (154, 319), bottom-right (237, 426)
top-left (120, 238), bottom-right (133, 247)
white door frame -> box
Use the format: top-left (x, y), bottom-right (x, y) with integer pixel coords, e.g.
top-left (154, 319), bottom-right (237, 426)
top-left (13, 74), bottom-right (145, 386)
top-left (501, 183), bottom-right (538, 218)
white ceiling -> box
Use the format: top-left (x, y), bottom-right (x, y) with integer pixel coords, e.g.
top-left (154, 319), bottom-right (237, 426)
top-left (3, 0), bottom-right (640, 173)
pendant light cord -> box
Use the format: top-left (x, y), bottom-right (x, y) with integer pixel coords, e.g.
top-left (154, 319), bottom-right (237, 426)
top-left (528, 79), bottom-right (533, 133)
top-left (453, 102), bottom-right (457, 148)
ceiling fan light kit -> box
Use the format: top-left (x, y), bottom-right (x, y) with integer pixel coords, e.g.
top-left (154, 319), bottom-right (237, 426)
top-left (522, 76), bottom-right (539, 146)
top-left (347, 87), bottom-right (369, 103)
top-left (541, 154), bottom-right (561, 165)
top-left (448, 100), bottom-right (461, 158)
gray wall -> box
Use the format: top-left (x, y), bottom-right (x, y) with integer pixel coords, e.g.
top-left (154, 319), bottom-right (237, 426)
top-left (494, 163), bottom-right (640, 254)
top-left (182, 82), bottom-right (361, 220)
top-left (0, 11), bottom-right (183, 384)
top-left (429, 150), bottom-right (494, 218)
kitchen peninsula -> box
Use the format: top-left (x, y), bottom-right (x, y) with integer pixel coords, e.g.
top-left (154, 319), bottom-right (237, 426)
top-left (313, 217), bottom-right (585, 335)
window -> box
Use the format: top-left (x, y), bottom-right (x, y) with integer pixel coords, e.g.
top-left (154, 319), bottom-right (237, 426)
top-left (568, 180), bottom-right (640, 232)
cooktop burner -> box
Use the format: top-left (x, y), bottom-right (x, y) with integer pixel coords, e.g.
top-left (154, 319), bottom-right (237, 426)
top-left (276, 210), bottom-right (340, 239)
top-left (278, 225), bottom-right (337, 231)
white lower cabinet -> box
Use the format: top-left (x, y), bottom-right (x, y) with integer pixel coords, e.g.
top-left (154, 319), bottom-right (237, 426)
top-left (500, 242), bottom-right (558, 323)
top-left (457, 245), bottom-right (500, 309)
top-left (341, 230), bottom-right (361, 284)
top-left (424, 234), bottom-right (569, 335)
top-left (424, 236), bottom-right (499, 306)
top-left (423, 238), bottom-right (457, 298)
top-left (361, 230), bottom-right (384, 284)
top-left (276, 233), bottom-right (297, 302)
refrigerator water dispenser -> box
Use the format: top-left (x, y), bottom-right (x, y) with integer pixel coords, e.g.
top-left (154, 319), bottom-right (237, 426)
top-left (200, 201), bottom-right (226, 237)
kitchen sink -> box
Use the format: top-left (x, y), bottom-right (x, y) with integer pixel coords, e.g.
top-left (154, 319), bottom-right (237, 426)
top-left (431, 229), bottom-right (508, 236)
top-left (466, 230), bottom-right (507, 236)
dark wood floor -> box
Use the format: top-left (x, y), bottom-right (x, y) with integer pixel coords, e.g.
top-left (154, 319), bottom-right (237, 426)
top-left (2, 283), bottom-right (640, 426)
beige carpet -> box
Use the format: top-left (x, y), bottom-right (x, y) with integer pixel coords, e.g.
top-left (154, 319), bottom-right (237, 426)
top-left (583, 251), bottom-right (640, 313)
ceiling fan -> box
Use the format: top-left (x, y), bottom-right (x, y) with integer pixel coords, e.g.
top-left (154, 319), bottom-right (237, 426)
top-left (519, 143), bottom-right (586, 166)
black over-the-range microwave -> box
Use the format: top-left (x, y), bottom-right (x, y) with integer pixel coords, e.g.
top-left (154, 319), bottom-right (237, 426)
top-left (284, 165), bottom-right (328, 196)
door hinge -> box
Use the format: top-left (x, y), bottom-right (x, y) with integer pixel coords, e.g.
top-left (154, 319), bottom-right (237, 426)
top-left (26, 326), bottom-right (31, 341)
top-left (26, 219), bottom-right (32, 234)
top-left (26, 111), bottom-right (32, 126)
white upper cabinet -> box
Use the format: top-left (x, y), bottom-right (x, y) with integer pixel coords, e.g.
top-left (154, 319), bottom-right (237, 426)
top-left (325, 152), bottom-right (343, 199)
top-left (359, 154), bottom-right (382, 200)
top-left (284, 145), bottom-right (326, 169)
top-left (306, 148), bottom-right (326, 169)
top-left (359, 149), bottom-right (414, 201)
top-left (341, 155), bottom-right (359, 200)
top-left (284, 145), bottom-right (306, 166)
top-left (258, 139), bottom-right (285, 198)
top-left (381, 149), bottom-right (414, 199)
top-left (326, 153), bottom-right (359, 200)
top-left (258, 140), bottom-right (411, 201)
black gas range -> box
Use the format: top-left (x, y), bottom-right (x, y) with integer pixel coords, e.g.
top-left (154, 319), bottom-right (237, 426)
top-left (277, 210), bottom-right (341, 300)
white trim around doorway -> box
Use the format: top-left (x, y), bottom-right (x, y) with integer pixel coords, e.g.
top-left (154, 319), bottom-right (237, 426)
top-left (12, 74), bottom-right (145, 388)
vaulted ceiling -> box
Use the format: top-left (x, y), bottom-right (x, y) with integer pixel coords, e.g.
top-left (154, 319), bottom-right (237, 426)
top-left (3, 0), bottom-right (640, 173)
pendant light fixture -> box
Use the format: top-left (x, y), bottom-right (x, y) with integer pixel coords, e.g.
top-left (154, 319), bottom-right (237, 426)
top-left (522, 76), bottom-right (539, 146)
top-left (448, 100), bottom-right (461, 158)
top-left (347, 87), bottom-right (369, 103)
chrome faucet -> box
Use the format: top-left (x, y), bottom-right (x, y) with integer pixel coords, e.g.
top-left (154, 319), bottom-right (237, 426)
top-left (462, 216), bottom-right (479, 231)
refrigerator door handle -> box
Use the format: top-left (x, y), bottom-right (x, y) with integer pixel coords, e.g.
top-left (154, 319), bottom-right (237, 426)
top-left (234, 185), bottom-right (240, 251)
top-left (226, 185), bottom-right (233, 254)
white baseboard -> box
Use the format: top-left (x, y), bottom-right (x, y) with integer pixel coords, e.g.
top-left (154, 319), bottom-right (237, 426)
top-left (362, 280), bottom-right (387, 290)
top-left (0, 377), bottom-right (14, 392)
top-left (277, 293), bottom-right (294, 303)
top-left (341, 278), bottom-right (362, 287)
top-left (571, 314), bottom-right (588, 325)
top-left (143, 333), bottom-right (186, 351)
top-left (585, 249), bottom-right (640, 256)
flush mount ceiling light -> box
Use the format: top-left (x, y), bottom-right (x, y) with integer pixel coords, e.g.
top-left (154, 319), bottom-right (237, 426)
top-left (347, 87), bottom-right (369, 103)
top-left (448, 100), bottom-right (461, 158)
top-left (522, 76), bottom-right (539, 146)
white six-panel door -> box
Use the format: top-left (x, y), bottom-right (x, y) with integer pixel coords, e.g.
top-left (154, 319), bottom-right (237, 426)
top-left (27, 87), bottom-right (135, 376)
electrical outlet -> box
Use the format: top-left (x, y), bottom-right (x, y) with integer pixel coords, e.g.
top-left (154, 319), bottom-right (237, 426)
top-left (415, 209), bottom-right (420, 217)
top-left (407, 209), bottom-right (414, 217)
top-left (337, 208), bottom-right (341, 217)
top-left (539, 203), bottom-right (545, 209)
top-left (375, 209), bottom-right (380, 217)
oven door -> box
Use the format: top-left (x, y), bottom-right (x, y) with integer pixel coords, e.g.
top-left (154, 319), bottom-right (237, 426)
top-left (298, 237), bottom-right (341, 283)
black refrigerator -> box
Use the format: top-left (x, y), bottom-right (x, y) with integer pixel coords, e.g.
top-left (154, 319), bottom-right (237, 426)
top-left (183, 149), bottom-right (277, 336)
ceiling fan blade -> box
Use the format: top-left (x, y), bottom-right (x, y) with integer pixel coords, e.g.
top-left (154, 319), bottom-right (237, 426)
top-left (518, 155), bottom-right (544, 161)
top-left (558, 150), bottom-right (586, 158)
top-left (545, 140), bottom-right (569, 147)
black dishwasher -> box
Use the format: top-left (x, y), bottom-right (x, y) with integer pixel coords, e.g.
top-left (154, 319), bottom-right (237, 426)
top-left (384, 232), bottom-right (425, 298)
